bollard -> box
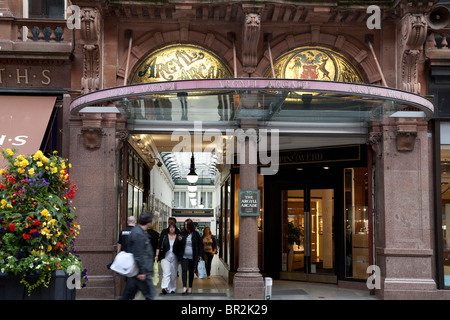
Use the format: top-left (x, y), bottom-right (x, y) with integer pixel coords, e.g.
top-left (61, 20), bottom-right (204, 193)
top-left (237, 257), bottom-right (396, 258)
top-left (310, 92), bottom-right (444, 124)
top-left (264, 277), bottom-right (272, 300)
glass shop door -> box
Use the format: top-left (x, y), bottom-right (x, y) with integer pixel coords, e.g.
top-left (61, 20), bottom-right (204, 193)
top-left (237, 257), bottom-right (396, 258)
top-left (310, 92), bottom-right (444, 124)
top-left (282, 188), bottom-right (336, 283)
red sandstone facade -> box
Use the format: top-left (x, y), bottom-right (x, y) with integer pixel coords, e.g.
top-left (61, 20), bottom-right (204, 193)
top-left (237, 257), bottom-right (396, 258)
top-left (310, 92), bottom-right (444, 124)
top-left (1, 0), bottom-right (450, 299)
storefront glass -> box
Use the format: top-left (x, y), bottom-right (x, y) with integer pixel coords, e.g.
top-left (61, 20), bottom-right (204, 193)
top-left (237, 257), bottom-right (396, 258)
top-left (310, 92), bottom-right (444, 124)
top-left (282, 188), bottom-right (335, 282)
top-left (440, 123), bottom-right (450, 287)
top-left (344, 168), bottom-right (369, 280)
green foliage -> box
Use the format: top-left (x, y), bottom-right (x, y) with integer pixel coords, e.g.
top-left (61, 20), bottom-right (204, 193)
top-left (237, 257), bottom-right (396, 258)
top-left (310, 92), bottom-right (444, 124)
top-left (288, 221), bottom-right (303, 246)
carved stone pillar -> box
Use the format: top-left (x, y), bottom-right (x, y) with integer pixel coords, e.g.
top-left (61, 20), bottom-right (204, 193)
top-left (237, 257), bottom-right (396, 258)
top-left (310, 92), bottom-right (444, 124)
top-left (80, 114), bottom-right (103, 149)
top-left (81, 44), bottom-right (100, 94)
top-left (398, 2), bottom-right (431, 94)
top-left (242, 6), bottom-right (262, 74)
top-left (367, 130), bottom-right (383, 159)
top-left (371, 118), bottom-right (436, 299)
top-left (80, 7), bottom-right (101, 94)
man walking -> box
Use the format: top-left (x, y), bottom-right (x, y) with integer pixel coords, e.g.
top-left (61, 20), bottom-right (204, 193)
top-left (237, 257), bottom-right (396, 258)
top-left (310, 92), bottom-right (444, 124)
top-left (119, 211), bottom-right (156, 300)
top-left (117, 215), bottom-right (136, 253)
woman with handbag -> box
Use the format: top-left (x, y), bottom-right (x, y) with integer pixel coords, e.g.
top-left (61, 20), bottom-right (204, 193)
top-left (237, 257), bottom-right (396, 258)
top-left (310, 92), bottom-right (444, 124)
top-left (177, 219), bottom-right (204, 295)
top-left (202, 227), bottom-right (217, 278)
top-left (155, 223), bottom-right (180, 294)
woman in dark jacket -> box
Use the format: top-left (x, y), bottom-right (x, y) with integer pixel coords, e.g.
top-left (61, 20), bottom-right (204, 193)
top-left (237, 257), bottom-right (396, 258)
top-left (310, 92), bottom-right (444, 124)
top-left (177, 218), bottom-right (204, 295)
top-left (155, 223), bottom-right (181, 294)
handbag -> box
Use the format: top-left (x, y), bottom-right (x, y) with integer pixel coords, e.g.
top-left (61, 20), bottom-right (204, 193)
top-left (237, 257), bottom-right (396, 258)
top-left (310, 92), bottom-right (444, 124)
top-left (153, 261), bottom-right (159, 286)
top-left (110, 251), bottom-right (138, 277)
top-left (197, 260), bottom-right (207, 279)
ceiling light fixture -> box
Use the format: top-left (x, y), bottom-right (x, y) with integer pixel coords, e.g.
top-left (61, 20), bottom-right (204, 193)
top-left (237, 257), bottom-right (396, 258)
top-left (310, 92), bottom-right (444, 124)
top-left (149, 157), bottom-right (163, 168)
top-left (188, 184), bottom-right (197, 193)
top-left (186, 152), bottom-right (198, 184)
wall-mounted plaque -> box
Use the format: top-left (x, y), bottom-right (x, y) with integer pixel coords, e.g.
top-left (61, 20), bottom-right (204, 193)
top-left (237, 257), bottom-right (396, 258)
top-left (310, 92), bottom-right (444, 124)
top-left (238, 189), bottom-right (260, 216)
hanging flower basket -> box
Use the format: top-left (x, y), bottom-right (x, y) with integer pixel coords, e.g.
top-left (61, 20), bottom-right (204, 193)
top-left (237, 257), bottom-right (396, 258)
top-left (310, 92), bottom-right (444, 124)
top-left (0, 149), bottom-right (87, 298)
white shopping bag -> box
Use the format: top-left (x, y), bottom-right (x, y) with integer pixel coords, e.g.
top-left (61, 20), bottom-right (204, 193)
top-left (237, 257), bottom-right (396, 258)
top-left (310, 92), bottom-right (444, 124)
top-left (197, 260), bottom-right (207, 279)
top-left (110, 251), bottom-right (138, 277)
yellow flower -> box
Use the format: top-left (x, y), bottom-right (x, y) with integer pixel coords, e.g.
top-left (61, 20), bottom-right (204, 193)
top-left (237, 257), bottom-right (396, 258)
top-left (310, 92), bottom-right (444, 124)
top-left (41, 227), bottom-right (52, 238)
top-left (0, 169), bottom-right (5, 174)
top-left (40, 208), bottom-right (49, 217)
top-left (28, 168), bottom-right (35, 176)
top-left (19, 159), bottom-right (29, 167)
top-left (1, 199), bottom-right (6, 209)
top-left (61, 162), bottom-right (66, 169)
top-left (51, 167), bottom-right (58, 174)
top-left (47, 245), bottom-right (52, 252)
top-left (33, 150), bottom-right (44, 160)
top-left (68, 163), bottom-right (72, 168)
top-left (41, 156), bottom-right (49, 163)
top-left (45, 166), bottom-right (49, 170)
top-left (6, 148), bottom-right (13, 156)
top-left (17, 168), bottom-right (24, 174)
top-left (36, 161), bottom-right (43, 167)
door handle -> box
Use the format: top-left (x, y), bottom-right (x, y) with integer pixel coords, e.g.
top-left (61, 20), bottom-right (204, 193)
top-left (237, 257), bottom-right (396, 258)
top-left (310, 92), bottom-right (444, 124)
top-left (304, 211), bottom-right (311, 257)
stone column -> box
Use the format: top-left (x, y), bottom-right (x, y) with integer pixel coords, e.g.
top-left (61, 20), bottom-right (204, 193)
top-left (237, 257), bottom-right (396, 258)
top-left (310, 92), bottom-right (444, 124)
top-left (68, 113), bottom-right (120, 299)
top-left (233, 118), bottom-right (265, 299)
top-left (371, 117), bottom-right (436, 299)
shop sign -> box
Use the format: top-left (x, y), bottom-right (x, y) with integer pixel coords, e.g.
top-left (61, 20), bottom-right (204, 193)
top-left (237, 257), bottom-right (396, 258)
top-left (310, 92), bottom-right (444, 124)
top-left (0, 64), bottom-right (71, 89)
top-left (130, 44), bottom-right (233, 84)
top-left (0, 96), bottom-right (56, 168)
top-left (278, 145), bottom-right (361, 165)
top-left (238, 190), bottom-right (260, 216)
top-left (172, 208), bottom-right (214, 217)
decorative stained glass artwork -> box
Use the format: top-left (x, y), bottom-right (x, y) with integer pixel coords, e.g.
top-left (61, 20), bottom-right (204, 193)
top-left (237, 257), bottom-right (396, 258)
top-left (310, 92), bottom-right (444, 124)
top-left (265, 46), bottom-right (363, 83)
top-left (130, 44), bottom-right (232, 84)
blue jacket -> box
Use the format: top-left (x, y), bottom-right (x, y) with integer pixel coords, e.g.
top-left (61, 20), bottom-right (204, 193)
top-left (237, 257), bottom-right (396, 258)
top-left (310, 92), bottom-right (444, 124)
top-left (128, 225), bottom-right (154, 275)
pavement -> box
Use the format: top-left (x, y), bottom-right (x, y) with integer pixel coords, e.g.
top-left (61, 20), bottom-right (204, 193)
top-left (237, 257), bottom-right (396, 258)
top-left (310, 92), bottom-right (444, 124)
top-left (140, 258), bottom-right (379, 301)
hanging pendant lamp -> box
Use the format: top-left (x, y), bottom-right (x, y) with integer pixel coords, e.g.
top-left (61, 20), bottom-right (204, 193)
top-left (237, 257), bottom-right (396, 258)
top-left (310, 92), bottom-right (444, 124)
top-left (186, 152), bottom-right (198, 184)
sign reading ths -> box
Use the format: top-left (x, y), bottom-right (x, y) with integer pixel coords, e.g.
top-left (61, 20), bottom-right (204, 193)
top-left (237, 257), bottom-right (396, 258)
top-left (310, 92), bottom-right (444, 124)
top-left (238, 190), bottom-right (260, 216)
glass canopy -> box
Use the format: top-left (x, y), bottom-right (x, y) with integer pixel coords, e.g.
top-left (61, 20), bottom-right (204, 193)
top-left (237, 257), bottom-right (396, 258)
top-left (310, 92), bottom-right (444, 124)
top-left (70, 78), bottom-right (434, 133)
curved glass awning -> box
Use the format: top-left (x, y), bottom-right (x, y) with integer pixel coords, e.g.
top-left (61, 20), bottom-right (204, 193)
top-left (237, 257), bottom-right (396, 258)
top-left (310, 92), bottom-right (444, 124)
top-left (70, 78), bottom-right (434, 133)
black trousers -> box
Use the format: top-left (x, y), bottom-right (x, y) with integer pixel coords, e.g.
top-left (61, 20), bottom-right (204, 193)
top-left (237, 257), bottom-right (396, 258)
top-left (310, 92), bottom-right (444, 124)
top-left (181, 258), bottom-right (196, 288)
top-left (203, 252), bottom-right (214, 276)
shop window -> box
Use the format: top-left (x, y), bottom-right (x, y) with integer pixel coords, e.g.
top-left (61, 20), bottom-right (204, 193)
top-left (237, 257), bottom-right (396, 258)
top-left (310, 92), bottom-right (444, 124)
top-left (174, 192), bottom-right (180, 208)
top-left (344, 168), bottom-right (369, 280)
top-left (440, 123), bottom-right (450, 287)
top-left (207, 192), bottom-right (213, 208)
top-left (28, 0), bottom-right (65, 19)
